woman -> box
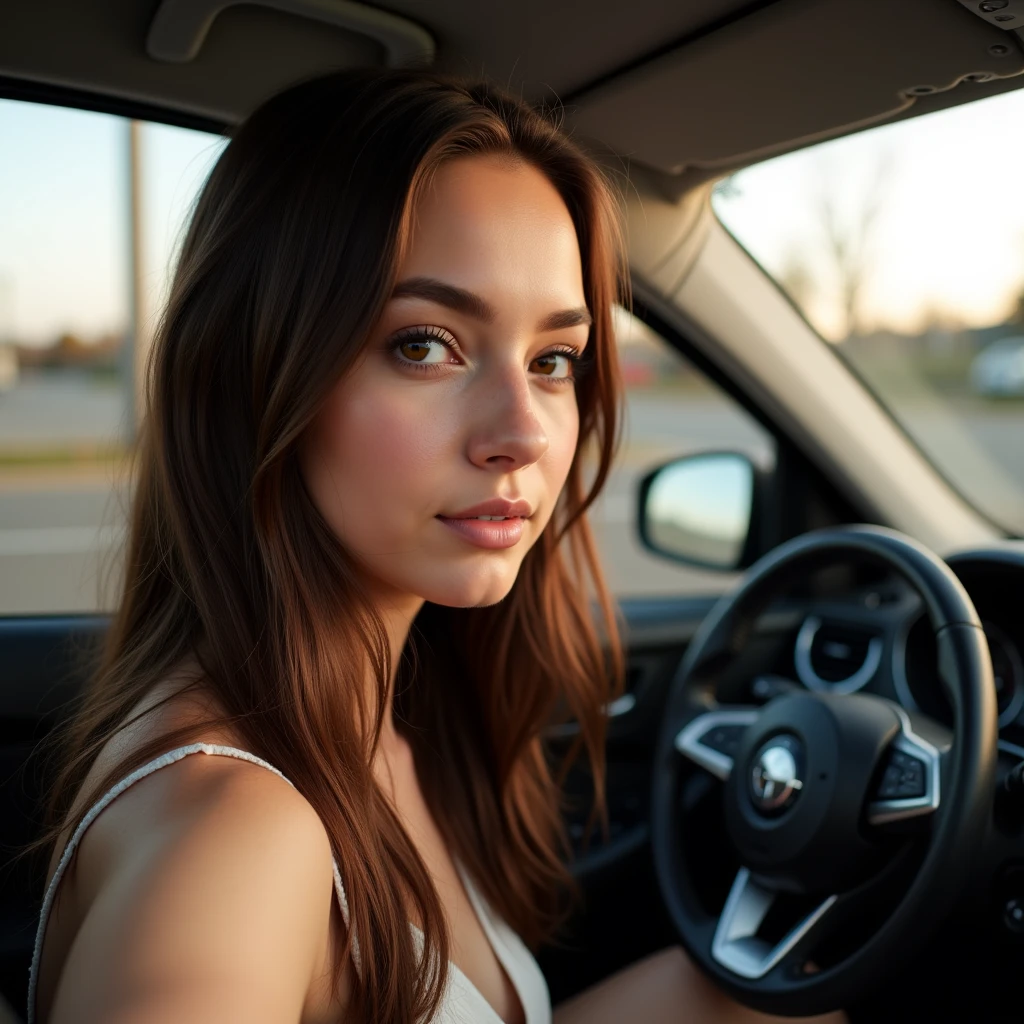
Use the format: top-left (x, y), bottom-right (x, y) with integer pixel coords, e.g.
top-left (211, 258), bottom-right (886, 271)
top-left (28, 69), bottom-right (844, 1024)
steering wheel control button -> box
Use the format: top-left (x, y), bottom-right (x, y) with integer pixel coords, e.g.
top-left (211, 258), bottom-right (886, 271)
top-left (865, 712), bottom-right (941, 826)
top-left (875, 749), bottom-right (927, 800)
top-left (701, 724), bottom-right (745, 757)
top-left (675, 708), bottom-right (760, 781)
top-left (749, 734), bottom-right (804, 815)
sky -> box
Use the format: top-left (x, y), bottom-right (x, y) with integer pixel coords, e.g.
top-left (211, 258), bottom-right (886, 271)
top-left (0, 99), bottom-right (225, 346)
top-left (4, 85), bottom-right (1024, 346)
top-left (714, 85), bottom-right (1024, 341)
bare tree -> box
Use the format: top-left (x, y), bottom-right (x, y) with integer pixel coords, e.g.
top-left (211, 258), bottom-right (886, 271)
top-left (814, 153), bottom-right (893, 340)
top-left (778, 248), bottom-right (815, 317)
top-left (1008, 285), bottom-right (1024, 328)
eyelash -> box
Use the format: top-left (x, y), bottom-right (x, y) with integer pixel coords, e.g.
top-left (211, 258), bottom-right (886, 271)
top-left (388, 325), bottom-right (592, 386)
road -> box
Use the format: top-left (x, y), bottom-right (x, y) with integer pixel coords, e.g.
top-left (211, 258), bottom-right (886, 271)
top-left (1, 375), bottom-right (1021, 613)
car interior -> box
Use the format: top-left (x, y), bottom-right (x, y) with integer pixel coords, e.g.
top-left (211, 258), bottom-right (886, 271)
top-left (3, 1), bottom-right (1024, 1021)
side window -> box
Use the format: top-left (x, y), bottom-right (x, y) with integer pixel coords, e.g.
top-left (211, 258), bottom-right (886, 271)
top-left (0, 99), bottom-right (225, 614)
top-left (592, 309), bottom-right (775, 596)
top-left (0, 97), bottom-right (770, 611)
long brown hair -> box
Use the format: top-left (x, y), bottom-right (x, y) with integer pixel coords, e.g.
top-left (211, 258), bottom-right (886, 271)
top-left (43, 67), bottom-right (626, 1023)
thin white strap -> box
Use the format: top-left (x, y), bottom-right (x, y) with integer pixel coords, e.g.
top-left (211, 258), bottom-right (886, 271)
top-left (27, 742), bottom-right (359, 1023)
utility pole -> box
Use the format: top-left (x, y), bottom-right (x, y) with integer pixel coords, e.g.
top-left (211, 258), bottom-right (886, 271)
top-left (0, 276), bottom-right (14, 347)
top-left (121, 119), bottom-right (146, 443)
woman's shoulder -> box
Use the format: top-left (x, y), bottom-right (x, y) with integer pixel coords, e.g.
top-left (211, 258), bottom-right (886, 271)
top-left (71, 661), bottom-right (335, 895)
top-left (41, 759), bottom-right (340, 1022)
top-left (63, 662), bottom-right (295, 838)
top-left (77, 729), bottom-right (336, 907)
top-left (38, 667), bottom-right (341, 1023)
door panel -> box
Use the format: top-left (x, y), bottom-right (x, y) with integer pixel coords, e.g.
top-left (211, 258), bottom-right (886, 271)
top-left (538, 596), bottom-right (715, 1004)
top-left (0, 617), bottom-right (104, 1012)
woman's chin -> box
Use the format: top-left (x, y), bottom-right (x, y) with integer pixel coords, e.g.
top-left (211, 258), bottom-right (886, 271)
top-left (419, 571), bottom-right (519, 610)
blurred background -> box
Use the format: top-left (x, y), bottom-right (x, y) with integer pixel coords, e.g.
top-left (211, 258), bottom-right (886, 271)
top-left (2, 85), bottom-right (1022, 614)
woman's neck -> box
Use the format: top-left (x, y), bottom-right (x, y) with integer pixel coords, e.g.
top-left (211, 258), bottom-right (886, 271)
top-left (366, 586), bottom-right (425, 744)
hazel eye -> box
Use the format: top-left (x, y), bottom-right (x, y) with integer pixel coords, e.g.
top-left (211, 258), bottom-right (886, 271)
top-left (388, 325), bottom-right (459, 373)
top-left (397, 338), bottom-right (449, 364)
top-left (532, 352), bottom-right (573, 379)
top-left (531, 346), bottom-right (586, 386)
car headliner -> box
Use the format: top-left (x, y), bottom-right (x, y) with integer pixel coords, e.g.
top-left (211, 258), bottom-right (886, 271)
top-left (3, 0), bottom-right (1024, 186)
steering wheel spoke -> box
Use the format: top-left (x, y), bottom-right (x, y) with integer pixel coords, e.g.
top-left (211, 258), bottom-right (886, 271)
top-left (674, 706), bottom-right (760, 780)
top-left (865, 707), bottom-right (941, 827)
top-left (711, 868), bottom-right (838, 979)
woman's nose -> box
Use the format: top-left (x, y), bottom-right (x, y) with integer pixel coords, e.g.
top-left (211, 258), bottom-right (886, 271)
top-left (464, 367), bottom-right (550, 471)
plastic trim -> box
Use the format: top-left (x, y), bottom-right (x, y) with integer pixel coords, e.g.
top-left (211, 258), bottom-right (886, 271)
top-left (893, 613), bottom-right (1024, 729)
top-left (891, 612), bottom-right (920, 716)
top-left (711, 867), bottom-right (837, 979)
top-left (674, 707), bottom-right (760, 780)
top-left (998, 738), bottom-right (1024, 760)
top-left (794, 615), bottom-right (883, 695)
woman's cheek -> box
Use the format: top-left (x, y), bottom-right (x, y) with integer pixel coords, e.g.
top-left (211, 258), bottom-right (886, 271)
top-left (333, 385), bottom-right (452, 516)
top-left (365, 388), bottom-right (441, 460)
top-left (546, 403), bottom-right (580, 483)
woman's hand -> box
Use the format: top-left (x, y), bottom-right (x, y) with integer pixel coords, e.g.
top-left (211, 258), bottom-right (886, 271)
top-left (552, 946), bottom-right (847, 1024)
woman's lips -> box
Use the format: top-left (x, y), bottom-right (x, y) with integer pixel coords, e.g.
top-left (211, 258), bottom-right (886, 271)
top-left (435, 515), bottom-right (526, 549)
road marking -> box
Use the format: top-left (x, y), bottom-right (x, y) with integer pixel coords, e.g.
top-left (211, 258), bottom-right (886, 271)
top-left (0, 524), bottom-right (123, 556)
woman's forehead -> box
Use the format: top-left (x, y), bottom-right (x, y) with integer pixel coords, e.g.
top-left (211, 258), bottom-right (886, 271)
top-left (399, 156), bottom-right (585, 310)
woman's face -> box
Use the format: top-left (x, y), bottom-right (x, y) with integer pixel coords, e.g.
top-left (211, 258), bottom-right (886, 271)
top-left (300, 154), bottom-right (590, 611)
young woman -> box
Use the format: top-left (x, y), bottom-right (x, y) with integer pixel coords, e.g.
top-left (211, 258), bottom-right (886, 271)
top-left (28, 69), bottom-right (845, 1024)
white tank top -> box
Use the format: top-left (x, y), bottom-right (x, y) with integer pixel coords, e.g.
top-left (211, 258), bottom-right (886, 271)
top-left (27, 742), bottom-right (552, 1024)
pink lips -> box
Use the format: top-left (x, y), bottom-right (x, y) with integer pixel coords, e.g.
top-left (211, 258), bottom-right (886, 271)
top-left (435, 515), bottom-right (526, 549)
top-left (441, 497), bottom-right (534, 519)
top-left (435, 497), bottom-right (533, 550)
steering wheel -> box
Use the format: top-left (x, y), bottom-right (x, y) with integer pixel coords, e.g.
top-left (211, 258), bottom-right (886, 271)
top-left (651, 525), bottom-right (998, 1017)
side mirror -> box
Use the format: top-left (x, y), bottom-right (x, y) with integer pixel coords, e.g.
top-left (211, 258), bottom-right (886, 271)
top-left (637, 452), bottom-right (758, 572)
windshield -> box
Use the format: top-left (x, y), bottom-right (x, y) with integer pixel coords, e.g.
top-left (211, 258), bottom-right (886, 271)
top-left (713, 88), bottom-right (1024, 537)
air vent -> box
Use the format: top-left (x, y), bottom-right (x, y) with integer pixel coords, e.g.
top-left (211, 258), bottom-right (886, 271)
top-left (795, 616), bottom-right (883, 695)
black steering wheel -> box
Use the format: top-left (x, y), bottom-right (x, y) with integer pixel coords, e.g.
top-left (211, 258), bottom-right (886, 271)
top-left (651, 525), bottom-right (998, 1017)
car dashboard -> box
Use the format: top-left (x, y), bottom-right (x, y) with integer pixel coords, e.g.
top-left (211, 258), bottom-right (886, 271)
top-left (714, 545), bottom-right (1024, 765)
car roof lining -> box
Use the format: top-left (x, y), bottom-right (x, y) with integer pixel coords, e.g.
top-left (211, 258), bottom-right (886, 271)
top-left (0, 0), bottom-right (765, 125)
top-left (2, 0), bottom-right (1024, 190)
top-left (567, 0), bottom-right (1024, 180)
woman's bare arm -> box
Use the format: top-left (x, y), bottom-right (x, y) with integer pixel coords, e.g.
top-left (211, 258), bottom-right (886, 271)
top-left (553, 947), bottom-right (847, 1024)
top-left (46, 758), bottom-right (338, 1024)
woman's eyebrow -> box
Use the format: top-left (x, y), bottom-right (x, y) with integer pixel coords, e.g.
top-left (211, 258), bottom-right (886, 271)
top-left (391, 276), bottom-right (592, 333)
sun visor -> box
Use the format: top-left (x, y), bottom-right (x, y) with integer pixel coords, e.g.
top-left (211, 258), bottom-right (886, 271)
top-left (0, 0), bottom-right (433, 125)
top-left (568, 0), bottom-right (1024, 176)
top-left (145, 0), bottom-right (433, 67)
